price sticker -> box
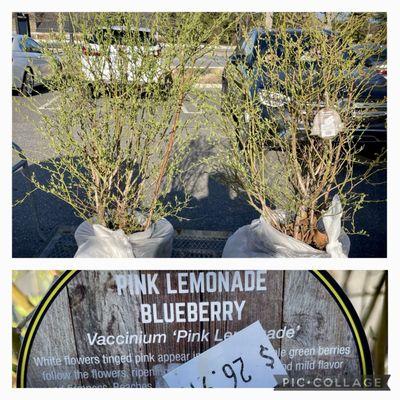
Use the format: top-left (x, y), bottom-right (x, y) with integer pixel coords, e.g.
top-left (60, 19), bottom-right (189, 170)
top-left (163, 321), bottom-right (287, 388)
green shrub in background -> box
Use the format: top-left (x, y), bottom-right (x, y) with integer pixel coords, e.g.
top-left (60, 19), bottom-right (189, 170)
top-left (16, 12), bottom-right (235, 234)
top-left (208, 12), bottom-right (386, 249)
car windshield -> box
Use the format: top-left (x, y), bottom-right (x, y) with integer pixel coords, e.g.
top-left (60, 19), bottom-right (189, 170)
top-left (240, 30), bottom-right (258, 57)
top-left (365, 48), bottom-right (387, 66)
top-left (343, 45), bottom-right (386, 67)
top-left (252, 31), bottom-right (341, 68)
top-left (20, 37), bottom-right (43, 53)
top-left (256, 32), bottom-right (310, 58)
top-left (89, 28), bottom-right (157, 46)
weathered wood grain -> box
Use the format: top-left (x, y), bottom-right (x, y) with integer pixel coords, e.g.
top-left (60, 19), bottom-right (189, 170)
top-left (66, 270), bottom-right (149, 388)
top-left (26, 286), bottom-right (82, 388)
top-left (141, 270), bottom-right (203, 387)
top-left (199, 270), bottom-right (284, 350)
top-left (281, 271), bottom-right (361, 380)
top-left (24, 270), bottom-right (364, 388)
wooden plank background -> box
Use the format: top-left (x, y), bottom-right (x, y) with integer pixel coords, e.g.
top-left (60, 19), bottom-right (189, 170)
top-left (26, 286), bottom-right (82, 387)
top-left (25, 270), bottom-right (362, 388)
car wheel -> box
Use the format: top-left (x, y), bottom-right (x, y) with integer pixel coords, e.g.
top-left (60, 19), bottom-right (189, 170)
top-left (21, 68), bottom-right (34, 96)
top-left (160, 73), bottom-right (173, 99)
top-left (236, 116), bottom-right (250, 151)
top-left (233, 101), bottom-right (249, 150)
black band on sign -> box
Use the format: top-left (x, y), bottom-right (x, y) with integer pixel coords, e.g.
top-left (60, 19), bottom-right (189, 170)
top-left (310, 270), bottom-right (373, 378)
top-left (16, 270), bottom-right (80, 388)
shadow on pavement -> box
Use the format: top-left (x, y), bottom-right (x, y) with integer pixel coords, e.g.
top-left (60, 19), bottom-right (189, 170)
top-left (12, 85), bottom-right (52, 97)
top-left (12, 157), bottom-right (386, 258)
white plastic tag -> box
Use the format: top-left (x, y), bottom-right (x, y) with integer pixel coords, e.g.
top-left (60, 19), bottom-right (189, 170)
top-left (163, 321), bottom-right (287, 388)
top-left (311, 108), bottom-right (343, 139)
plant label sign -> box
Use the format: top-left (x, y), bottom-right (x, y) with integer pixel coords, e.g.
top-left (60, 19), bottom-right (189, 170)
top-left (311, 108), bottom-right (343, 139)
top-left (17, 270), bottom-right (372, 388)
top-left (164, 321), bottom-right (286, 388)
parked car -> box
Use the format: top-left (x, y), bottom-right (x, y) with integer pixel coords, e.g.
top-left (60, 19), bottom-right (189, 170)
top-left (12, 35), bottom-right (54, 96)
top-left (222, 28), bottom-right (387, 152)
top-left (355, 45), bottom-right (386, 75)
top-left (81, 26), bottom-right (168, 86)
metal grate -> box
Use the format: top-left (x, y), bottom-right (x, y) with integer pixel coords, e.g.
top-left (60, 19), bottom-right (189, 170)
top-left (39, 226), bottom-right (231, 258)
top-left (172, 229), bottom-right (231, 258)
top-left (39, 226), bottom-right (78, 258)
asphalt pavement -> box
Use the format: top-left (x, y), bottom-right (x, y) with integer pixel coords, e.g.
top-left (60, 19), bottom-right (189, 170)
top-left (12, 88), bottom-right (387, 258)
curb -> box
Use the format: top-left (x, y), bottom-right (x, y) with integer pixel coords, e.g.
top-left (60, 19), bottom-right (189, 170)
top-left (194, 83), bottom-right (222, 89)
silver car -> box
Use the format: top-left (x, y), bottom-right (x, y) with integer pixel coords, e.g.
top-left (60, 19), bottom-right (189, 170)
top-left (12, 34), bottom-right (52, 95)
top-left (81, 26), bottom-right (163, 83)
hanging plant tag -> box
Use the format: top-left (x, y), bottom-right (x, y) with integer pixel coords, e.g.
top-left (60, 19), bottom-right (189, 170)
top-left (311, 108), bottom-right (343, 139)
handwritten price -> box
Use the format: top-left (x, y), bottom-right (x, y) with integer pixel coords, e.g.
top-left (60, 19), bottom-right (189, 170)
top-left (189, 344), bottom-right (275, 388)
top-left (163, 321), bottom-right (287, 388)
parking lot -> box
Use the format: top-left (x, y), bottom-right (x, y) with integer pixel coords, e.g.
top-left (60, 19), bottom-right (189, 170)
top-left (12, 86), bottom-right (387, 258)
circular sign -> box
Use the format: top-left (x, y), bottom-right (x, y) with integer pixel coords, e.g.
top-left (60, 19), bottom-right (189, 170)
top-left (17, 270), bottom-right (372, 388)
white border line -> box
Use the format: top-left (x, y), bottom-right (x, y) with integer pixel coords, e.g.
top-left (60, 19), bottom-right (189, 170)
top-left (2, 2), bottom-right (400, 399)
top-left (38, 93), bottom-right (60, 110)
